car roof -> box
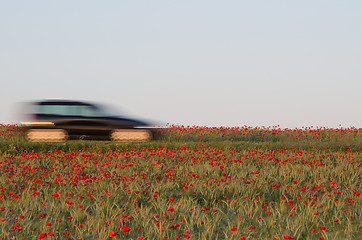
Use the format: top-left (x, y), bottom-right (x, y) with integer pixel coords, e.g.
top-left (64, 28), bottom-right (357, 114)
top-left (34, 99), bottom-right (95, 106)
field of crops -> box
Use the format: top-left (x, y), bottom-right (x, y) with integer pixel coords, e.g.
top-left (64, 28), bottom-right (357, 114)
top-left (0, 124), bottom-right (361, 239)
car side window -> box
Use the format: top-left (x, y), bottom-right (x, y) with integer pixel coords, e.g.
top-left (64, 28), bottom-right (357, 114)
top-left (78, 105), bottom-right (104, 117)
top-left (38, 105), bottom-right (68, 116)
top-left (37, 103), bottom-right (108, 117)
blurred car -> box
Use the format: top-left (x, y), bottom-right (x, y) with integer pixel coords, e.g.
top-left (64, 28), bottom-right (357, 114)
top-left (21, 99), bottom-right (155, 142)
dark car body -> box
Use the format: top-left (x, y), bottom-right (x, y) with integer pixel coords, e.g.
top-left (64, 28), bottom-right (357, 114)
top-left (22, 100), bottom-right (154, 140)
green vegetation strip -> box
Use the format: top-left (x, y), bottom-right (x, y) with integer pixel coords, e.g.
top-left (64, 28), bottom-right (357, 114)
top-left (0, 125), bottom-right (360, 239)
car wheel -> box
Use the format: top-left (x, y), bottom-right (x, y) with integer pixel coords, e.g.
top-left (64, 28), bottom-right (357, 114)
top-left (110, 129), bottom-right (152, 142)
top-left (26, 129), bottom-right (68, 142)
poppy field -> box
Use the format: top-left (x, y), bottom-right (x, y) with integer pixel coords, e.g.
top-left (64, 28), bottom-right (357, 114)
top-left (0, 124), bottom-right (361, 239)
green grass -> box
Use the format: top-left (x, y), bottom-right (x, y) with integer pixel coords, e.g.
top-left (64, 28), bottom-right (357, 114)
top-left (0, 125), bottom-right (360, 239)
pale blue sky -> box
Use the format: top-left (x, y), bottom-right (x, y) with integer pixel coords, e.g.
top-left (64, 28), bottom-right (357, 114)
top-left (1, 1), bottom-right (361, 128)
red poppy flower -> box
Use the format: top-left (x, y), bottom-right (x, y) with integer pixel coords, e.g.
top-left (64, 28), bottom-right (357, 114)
top-left (123, 226), bottom-right (131, 233)
top-left (38, 233), bottom-right (47, 239)
top-left (52, 193), bottom-right (60, 198)
top-left (109, 231), bottom-right (118, 237)
top-left (283, 235), bottom-right (294, 239)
